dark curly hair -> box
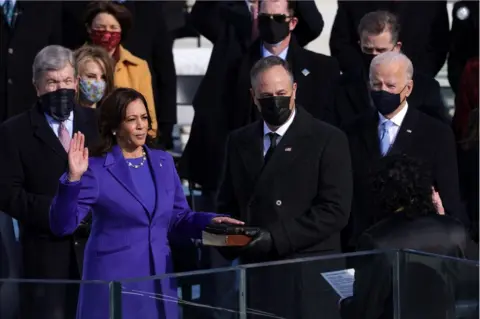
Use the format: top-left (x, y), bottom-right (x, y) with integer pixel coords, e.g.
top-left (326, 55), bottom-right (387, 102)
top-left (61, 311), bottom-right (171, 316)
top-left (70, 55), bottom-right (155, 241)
top-left (369, 154), bottom-right (437, 221)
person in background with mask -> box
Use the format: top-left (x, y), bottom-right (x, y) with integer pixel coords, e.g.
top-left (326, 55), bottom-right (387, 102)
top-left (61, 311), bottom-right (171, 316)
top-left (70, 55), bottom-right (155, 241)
top-left (327, 10), bottom-right (448, 128)
top-left (231, 0), bottom-right (341, 130)
top-left (74, 45), bottom-right (115, 109)
top-left (343, 51), bottom-right (467, 251)
top-left (0, 45), bottom-right (98, 319)
top-left (217, 56), bottom-right (352, 319)
top-left (83, 1), bottom-right (158, 138)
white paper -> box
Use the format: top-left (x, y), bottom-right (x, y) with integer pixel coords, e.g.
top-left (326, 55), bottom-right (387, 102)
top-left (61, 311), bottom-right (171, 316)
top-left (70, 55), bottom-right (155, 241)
top-left (321, 269), bottom-right (355, 299)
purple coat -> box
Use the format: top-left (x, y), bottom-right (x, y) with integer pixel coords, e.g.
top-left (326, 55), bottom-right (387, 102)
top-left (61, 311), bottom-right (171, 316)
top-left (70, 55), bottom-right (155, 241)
top-left (49, 145), bottom-right (217, 319)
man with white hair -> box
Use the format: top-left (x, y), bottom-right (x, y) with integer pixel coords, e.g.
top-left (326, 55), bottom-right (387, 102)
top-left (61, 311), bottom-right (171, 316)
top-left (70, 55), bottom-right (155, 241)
top-left (327, 10), bottom-right (447, 127)
top-left (0, 45), bottom-right (98, 319)
top-left (344, 51), bottom-right (467, 249)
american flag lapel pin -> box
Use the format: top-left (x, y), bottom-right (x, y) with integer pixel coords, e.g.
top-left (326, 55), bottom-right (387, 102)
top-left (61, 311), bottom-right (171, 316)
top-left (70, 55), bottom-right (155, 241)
top-left (302, 69), bottom-right (310, 76)
top-left (406, 129), bottom-right (412, 133)
top-left (285, 147), bottom-right (292, 152)
top-left (159, 162), bottom-right (163, 168)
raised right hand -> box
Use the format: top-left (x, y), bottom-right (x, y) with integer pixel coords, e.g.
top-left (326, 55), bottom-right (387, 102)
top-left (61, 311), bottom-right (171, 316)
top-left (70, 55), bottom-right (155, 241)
top-left (68, 132), bottom-right (89, 182)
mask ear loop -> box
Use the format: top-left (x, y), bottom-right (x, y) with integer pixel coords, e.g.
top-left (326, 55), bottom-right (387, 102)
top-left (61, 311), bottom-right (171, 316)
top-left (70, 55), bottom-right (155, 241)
top-left (398, 84), bottom-right (409, 104)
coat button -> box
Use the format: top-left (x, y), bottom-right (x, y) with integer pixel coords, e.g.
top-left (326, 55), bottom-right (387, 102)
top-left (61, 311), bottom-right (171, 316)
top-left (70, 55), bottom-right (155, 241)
top-left (276, 200), bottom-right (282, 206)
top-left (8, 48), bottom-right (13, 54)
top-left (7, 78), bottom-right (13, 85)
top-left (74, 241), bottom-right (79, 246)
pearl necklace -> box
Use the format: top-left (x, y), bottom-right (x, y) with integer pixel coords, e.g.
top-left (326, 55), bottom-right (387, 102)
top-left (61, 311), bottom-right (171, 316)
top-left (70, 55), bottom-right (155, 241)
top-left (126, 150), bottom-right (147, 169)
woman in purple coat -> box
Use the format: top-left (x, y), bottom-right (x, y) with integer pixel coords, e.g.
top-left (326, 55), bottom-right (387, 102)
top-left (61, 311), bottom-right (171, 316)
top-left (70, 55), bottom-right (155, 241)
top-left (49, 88), bottom-right (243, 319)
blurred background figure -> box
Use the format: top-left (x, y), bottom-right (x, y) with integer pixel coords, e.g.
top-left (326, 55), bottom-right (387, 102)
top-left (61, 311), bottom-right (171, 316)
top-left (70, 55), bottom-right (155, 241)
top-left (329, 10), bottom-right (447, 128)
top-left (62, 0), bottom-right (176, 148)
top-left (447, 0), bottom-right (479, 95)
top-left (330, 0), bottom-right (449, 77)
top-left (340, 155), bottom-right (468, 319)
top-left (452, 57), bottom-right (479, 142)
top-left (0, 45), bottom-right (98, 319)
top-left (74, 45), bottom-right (115, 109)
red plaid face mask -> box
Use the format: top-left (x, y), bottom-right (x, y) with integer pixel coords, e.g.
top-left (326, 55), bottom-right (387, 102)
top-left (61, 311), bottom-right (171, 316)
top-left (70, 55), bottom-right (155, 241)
top-left (89, 29), bottom-right (121, 52)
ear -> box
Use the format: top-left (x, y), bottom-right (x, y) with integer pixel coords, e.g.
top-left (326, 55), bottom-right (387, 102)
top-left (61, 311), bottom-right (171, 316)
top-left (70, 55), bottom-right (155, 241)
top-left (292, 82), bottom-right (297, 100)
top-left (251, 88), bottom-right (262, 112)
top-left (33, 80), bottom-right (40, 97)
top-left (395, 42), bottom-right (403, 51)
top-left (406, 79), bottom-right (414, 97)
top-left (250, 88), bottom-right (257, 104)
top-left (289, 17), bottom-right (298, 31)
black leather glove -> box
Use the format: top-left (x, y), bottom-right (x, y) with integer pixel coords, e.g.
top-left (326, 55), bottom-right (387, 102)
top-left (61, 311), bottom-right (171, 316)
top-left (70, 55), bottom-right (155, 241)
top-left (242, 229), bottom-right (274, 259)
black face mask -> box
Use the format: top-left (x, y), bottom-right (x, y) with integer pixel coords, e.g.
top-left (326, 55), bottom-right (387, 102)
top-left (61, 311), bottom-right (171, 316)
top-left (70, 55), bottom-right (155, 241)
top-left (39, 88), bottom-right (76, 121)
top-left (257, 96), bottom-right (292, 126)
top-left (370, 87), bottom-right (407, 116)
top-left (258, 15), bottom-right (290, 44)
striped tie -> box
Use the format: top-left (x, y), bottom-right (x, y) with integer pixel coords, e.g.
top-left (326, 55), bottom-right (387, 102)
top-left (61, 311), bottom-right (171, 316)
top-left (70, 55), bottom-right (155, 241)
top-left (58, 122), bottom-right (71, 152)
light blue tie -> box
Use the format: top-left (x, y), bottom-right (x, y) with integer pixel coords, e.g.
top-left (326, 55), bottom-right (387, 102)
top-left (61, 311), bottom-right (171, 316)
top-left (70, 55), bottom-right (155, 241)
top-left (2, 0), bottom-right (14, 27)
top-left (379, 120), bottom-right (393, 156)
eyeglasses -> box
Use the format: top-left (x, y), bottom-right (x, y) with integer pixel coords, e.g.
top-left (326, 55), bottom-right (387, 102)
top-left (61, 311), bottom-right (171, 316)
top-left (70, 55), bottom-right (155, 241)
top-left (258, 13), bottom-right (292, 23)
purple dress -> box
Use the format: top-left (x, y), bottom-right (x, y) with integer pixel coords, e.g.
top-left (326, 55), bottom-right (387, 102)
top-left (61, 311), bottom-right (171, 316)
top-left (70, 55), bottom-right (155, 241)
top-left (49, 145), bottom-right (217, 319)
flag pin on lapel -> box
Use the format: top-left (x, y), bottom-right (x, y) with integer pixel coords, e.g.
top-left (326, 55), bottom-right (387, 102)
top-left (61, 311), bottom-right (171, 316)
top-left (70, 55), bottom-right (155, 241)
top-left (406, 129), bottom-right (412, 133)
top-left (160, 162), bottom-right (163, 167)
top-left (302, 69), bottom-right (310, 76)
top-left (285, 147), bottom-right (292, 152)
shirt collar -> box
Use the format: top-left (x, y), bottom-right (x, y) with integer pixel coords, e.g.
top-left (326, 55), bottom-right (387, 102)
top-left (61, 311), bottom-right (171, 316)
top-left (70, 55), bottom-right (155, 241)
top-left (262, 44), bottom-right (289, 60)
top-left (263, 108), bottom-right (296, 137)
top-left (45, 111), bottom-right (74, 124)
top-left (378, 101), bottom-right (409, 127)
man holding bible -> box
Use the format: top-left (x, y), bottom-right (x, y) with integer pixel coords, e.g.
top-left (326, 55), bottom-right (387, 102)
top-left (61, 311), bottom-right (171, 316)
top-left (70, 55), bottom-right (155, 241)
top-left (217, 56), bottom-right (353, 319)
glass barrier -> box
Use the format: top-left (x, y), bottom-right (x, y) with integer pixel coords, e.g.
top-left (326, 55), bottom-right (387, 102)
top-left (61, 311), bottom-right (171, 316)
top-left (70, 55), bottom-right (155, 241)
top-left (396, 250), bottom-right (479, 319)
top-left (0, 250), bottom-right (476, 319)
top-left (116, 250), bottom-right (398, 319)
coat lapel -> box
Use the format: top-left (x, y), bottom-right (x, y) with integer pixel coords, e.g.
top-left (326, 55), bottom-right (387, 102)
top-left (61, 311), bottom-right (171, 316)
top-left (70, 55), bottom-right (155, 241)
top-left (360, 110), bottom-right (382, 159)
top-left (30, 104), bottom-right (67, 160)
top-left (388, 107), bottom-right (418, 156)
top-left (236, 121), bottom-right (264, 185)
top-left (105, 145), bottom-right (150, 218)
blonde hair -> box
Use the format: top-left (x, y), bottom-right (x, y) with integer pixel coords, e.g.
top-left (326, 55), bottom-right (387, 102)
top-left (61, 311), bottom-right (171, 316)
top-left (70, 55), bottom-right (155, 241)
top-left (74, 44), bottom-right (115, 105)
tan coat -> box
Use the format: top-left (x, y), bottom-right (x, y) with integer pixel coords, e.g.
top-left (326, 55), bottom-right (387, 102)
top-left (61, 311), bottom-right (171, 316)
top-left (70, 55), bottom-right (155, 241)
top-left (114, 46), bottom-right (158, 137)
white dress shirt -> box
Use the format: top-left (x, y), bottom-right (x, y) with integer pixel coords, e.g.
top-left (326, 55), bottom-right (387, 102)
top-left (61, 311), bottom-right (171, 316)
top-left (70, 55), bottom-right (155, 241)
top-left (377, 102), bottom-right (409, 144)
top-left (262, 45), bottom-right (289, 60)
top-left (45, 111), bottom-right (74, 139)
top-left (263, 108), bottom-right (296, 156)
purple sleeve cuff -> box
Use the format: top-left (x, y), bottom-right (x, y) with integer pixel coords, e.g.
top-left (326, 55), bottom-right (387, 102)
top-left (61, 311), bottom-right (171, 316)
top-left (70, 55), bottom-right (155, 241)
top-left (59, 172), bottom-right (81, 186)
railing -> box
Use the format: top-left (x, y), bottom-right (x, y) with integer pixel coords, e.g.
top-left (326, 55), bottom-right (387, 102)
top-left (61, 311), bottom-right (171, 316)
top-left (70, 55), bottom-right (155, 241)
top-left (0, 249), bottom-right (477, 318)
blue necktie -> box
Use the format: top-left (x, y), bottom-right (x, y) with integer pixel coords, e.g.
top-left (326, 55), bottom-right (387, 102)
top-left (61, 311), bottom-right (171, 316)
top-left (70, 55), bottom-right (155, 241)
top-left (379, 120), bottom-right (393, 156)
top-left (2, 0), bottom-right (14, 27)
